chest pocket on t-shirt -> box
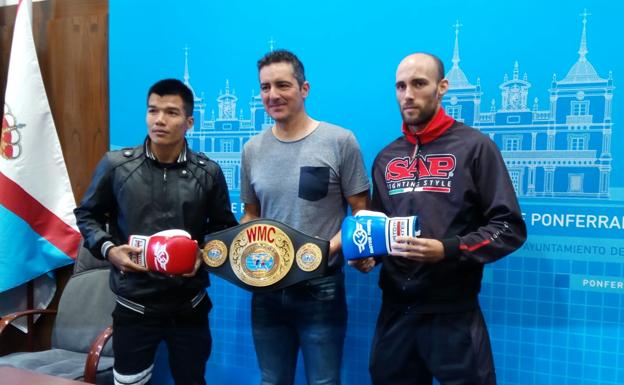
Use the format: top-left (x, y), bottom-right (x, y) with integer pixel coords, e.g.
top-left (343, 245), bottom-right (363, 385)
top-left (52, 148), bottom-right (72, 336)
top-left (298, 166), bottom-right (329, 201)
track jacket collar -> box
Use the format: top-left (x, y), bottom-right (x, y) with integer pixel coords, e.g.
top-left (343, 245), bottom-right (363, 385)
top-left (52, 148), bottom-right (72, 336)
top-left (402, 107), bottom-right (455, 145)
top-left (143, 136), bottom-right (188, 163)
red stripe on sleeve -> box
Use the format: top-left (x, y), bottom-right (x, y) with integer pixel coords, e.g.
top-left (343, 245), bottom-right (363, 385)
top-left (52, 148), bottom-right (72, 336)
top-left (459, 239), bottom-right (492, 252)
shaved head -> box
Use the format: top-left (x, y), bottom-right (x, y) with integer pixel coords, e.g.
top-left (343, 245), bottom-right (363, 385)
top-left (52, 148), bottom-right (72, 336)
top-left (397, 53), bottom-right (445, 82)
top-left (395, 53), bottom-right (449, 131)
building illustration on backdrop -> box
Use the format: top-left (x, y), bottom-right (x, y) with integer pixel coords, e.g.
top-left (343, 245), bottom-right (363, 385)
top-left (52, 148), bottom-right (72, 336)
top-left (443, 10), bottom-right (614, 198)
top-left (184, 11), bottom-right (614, 198)
top-left (183, 46), bottom-right (273, 192)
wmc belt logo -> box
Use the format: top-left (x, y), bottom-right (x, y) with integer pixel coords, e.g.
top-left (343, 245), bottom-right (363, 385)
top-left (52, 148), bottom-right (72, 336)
top-left (246, 252), bottom-right (274, 271)
top-left (1, 104), bottom-right (25, 160)
top-left (230, 224), bottom-right (295, 287)
top-left (385, 154), bottom-right (456, 194)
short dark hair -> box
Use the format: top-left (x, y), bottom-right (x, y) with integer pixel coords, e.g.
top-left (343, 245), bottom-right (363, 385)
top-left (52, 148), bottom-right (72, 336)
top-left (147, 79), bottom-right (194, 117)
top-left (257, 50), bottom-right (306, 87)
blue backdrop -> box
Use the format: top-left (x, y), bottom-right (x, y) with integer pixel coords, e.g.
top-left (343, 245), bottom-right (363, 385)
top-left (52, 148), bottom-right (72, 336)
top-left (109, 1), bottom-right (624, 384)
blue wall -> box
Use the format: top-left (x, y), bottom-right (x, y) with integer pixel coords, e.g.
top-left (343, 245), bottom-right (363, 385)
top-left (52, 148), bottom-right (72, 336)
top-left (110, 1), bottom-right (624, 384)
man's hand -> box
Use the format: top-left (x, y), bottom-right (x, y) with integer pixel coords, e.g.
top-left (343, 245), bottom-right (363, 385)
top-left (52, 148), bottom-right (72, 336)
top-left (390, 236), bottom-right (445, 263)
top-left (328, 236), bottom-right (341, 257)
top-left (182, 248), bottom-right (204, 277)
top-left (348, 257), bottom-right (376, 273)
top-left (107, 244), bottom-right (149, 273)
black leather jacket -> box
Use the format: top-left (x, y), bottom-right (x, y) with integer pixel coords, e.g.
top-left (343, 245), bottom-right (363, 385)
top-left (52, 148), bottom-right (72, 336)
top-left (75, 140), bottom-right (238, 307)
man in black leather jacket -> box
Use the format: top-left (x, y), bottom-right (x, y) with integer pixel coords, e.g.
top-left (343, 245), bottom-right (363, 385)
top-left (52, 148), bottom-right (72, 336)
top-left (75, 79), bottom-right (237, 385)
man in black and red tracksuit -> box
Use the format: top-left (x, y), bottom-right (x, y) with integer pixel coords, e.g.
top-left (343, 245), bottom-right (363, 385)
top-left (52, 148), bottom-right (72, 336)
top-left (356, 53), bottom-right (526, 384)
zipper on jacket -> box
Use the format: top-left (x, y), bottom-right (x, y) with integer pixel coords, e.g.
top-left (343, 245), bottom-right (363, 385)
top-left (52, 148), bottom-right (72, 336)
top-left (410, 137), bottom-right (421, 183)
top-left (158, 166), bottom-right (172, 214)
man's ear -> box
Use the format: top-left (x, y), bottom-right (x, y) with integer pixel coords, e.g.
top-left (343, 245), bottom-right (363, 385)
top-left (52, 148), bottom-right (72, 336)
top-left (186, 115), bottom-right (194, 130)
top-left (301, 81), bottom-right (310, 98)
top-left (437, 79), bottom-right (449, 100)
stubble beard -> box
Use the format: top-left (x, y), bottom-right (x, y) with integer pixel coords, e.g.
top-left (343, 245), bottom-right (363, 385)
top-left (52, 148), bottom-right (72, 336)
top-left (400, 88), bottom-right (440, 129)
top-left (402, 104), bottom-right (437, 128)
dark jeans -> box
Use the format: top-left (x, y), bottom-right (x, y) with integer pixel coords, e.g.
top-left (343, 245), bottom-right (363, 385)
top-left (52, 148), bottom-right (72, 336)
top-left (252, 272), bottom-right (347, 385)
top-left (370, 305), bottom-right (496, 385)
top-left (112, 296), bottom-right (212, 385)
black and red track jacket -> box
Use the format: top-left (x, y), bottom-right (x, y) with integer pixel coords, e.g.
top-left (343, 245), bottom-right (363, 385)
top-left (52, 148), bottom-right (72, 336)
top-left (371, 108), bottom-right (526, 313)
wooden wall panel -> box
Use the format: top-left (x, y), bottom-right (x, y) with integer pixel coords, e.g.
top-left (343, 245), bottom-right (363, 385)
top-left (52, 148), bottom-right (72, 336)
top-left (0, 0), bottom-right (108, 355)
top-left (47, 13), bottom-right (108, 199)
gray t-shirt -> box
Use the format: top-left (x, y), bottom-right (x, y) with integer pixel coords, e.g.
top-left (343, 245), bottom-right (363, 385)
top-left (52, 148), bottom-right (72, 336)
top-left (241, 122), bottom-right (370, 268)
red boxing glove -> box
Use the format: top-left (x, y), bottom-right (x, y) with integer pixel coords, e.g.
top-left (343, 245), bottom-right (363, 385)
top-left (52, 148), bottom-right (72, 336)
top-left (128, 229), bottom-right (198, 275)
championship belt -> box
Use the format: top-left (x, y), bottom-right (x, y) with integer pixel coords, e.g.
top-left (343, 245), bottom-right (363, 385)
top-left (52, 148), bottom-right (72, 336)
top-left (202, 219), bottom-right (329, 292)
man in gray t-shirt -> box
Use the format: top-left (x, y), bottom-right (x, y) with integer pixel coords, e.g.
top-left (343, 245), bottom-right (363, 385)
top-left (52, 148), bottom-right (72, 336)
top-left (240, 50), bottom-right (370, 385)
top-left (241, 121), bottom-right (368, 269)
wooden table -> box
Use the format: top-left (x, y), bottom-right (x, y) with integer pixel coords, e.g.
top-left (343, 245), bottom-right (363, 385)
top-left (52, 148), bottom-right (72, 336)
top-left (0, 366), bottom-right (89, 385)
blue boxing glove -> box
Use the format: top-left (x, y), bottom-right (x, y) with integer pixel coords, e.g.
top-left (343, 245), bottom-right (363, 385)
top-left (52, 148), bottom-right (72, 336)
top-left (341, 210), bottom-right (420, 260)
